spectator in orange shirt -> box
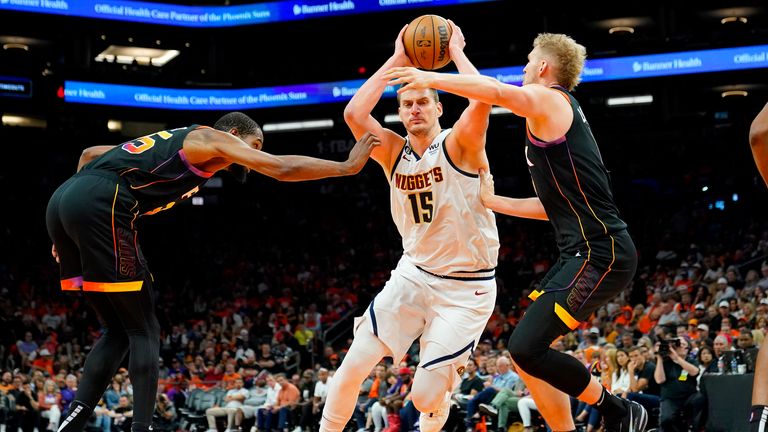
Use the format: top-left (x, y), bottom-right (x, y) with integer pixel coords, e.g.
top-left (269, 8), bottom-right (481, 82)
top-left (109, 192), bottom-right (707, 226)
top-left (222, 362), bottom-right (242, 390)
top-left (272, 373), bottom-right (300, 432)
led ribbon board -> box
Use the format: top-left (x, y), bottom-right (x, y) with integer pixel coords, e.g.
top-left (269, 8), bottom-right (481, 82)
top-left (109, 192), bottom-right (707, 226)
top-left (0, 0), bottom-right (497, 27)
top-left (62, 44), bottom-right (768, 110)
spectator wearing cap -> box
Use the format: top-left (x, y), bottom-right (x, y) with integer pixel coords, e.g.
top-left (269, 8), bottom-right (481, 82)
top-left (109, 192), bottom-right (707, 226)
top-left (692, 303), bottom-right (708, 325)
top-left (710, 300), bottom-right (738, 334)
top-left (713, 277), bottom-right (736, 304)
top-left (696, 323), bottom-right (710, 342)
top-left (464, 356), bottom-right (518, 431)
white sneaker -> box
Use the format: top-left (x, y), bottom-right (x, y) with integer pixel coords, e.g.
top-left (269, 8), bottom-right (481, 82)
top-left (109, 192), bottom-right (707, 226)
top-left (292, 427), bottom-right (303, 432)
top-left (419, 391), bottom-right (451, 432)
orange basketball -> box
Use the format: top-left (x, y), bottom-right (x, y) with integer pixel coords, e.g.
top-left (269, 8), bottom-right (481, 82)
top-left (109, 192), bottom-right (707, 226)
top-left (402, 15), bottom-right (453, 70)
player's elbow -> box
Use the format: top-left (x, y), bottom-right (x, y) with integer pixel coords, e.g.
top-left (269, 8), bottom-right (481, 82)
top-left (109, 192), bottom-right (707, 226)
top-left (749, 124), bottom-right (768, 149)
top-left (343, 105), bottom-right (366, 127)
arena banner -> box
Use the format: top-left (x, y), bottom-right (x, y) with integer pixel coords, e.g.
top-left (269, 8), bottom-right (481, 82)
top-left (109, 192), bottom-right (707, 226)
top-left (62, 44), bottom-right (768, 110)
top-left (0, 76), bottom-right (32, 98)
top-left (0, 0), bottom-right (498, 27)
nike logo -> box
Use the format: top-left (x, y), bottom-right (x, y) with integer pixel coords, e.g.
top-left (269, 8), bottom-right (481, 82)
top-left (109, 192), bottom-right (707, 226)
top-left (474, 290), bottom-right (488, 296)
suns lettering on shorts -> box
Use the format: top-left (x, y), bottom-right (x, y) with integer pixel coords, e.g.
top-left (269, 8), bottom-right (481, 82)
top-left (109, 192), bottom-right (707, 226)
top-left (394, 167), bottom-right (443, 191)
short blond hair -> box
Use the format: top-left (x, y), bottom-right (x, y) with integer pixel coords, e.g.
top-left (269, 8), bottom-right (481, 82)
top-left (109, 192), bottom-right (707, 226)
top-left (533, 33), bottom-right (587, 91)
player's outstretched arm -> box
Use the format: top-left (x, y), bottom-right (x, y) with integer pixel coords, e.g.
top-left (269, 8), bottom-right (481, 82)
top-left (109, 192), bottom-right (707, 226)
top-left (478, 169), bottom-right (548, 220)
top-left (210, 129), bottom-right (380, 182)
top-left (750, 102), bottom-right (768, 187)
top-left (77, 145), bottom-right (116, 171)
top-left (383, 68), bottom-right (561, 121)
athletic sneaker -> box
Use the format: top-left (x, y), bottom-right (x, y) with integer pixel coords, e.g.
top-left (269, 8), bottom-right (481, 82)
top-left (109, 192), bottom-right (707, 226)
top-left (478, 403), bottom-right (498, 417)
top-left (601, 399), bottom-right (648, 432)
top-left (419, 391), bottom-right (451, 432)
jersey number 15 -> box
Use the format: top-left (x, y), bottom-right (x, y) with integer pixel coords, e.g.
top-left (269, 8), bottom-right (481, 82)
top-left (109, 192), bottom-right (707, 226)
top-left (407, 191), bottom-right (433, 224)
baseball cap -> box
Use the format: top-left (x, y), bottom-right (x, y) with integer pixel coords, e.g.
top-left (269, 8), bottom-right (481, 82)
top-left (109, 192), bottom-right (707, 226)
top-left (398, 367), bottom-right (412, 375)
top-left (697, 323), bottom-right (709, 332)
top-left (760, 298), bottom-right (768, 306)
top-left (718, 300), bottom-right (729, 308)
top-left (694, 303), bottom-right (706, 310)
top-left (688, 319), bottom-right (698, 325)
top-left (589, 327), bottom-right (600, 335)
top-left (717, 277), bottom-right (728, 284)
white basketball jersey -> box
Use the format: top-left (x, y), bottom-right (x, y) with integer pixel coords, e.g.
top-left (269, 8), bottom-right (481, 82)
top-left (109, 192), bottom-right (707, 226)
top-left (389, 129), bottom-right (499, 276)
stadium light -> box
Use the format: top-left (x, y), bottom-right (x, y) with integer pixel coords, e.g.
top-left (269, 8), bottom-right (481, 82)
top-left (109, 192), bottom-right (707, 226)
top-left (606, 95), bottom-right (653, 107)
top-left (262, 119), bottom-right (334, 133)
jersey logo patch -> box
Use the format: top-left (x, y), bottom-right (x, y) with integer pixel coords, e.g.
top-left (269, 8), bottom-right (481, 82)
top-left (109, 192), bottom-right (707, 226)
top-left (525, 146), bottom-right (534, 167)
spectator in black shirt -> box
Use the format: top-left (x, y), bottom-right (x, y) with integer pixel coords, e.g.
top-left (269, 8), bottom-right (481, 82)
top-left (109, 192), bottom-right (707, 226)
top-left (710, 300), bottom-right (738, 333)
top-left (654, 337), bottom-right (704, 432)
top-left (625, 346), bottom-right (660, 413)
top-left (15, 379), bottom-right (39, 432)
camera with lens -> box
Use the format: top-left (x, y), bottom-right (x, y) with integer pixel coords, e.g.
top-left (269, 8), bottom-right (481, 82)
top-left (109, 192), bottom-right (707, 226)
top-left (658, 337), bottom-right (681, 357)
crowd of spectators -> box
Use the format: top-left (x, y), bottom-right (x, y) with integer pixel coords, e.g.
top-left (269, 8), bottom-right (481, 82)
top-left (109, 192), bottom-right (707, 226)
top-left (1, 124), bottom-right (767, 431)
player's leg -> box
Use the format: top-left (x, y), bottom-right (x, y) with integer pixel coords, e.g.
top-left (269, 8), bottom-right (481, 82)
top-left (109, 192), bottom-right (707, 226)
top-left (751, 343), bottom-right (768, 432)
top-left (415, 274), bottom-right (496, 432)
top-left (510, 358), bottom-right (574, 431)
top-left (322, 263), bottom-right (427, 432)
top-left (320, 329), bottom-right (390, 432)
top-left (48, 177), bottom-right (132, 432)
top-left (509, 234), bottom-right (642, 431)
top-left (59, 174), bottom-right (155, 432)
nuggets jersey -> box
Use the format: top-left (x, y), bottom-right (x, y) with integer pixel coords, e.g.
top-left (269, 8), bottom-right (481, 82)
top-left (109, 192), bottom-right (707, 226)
top-left (85, 125), bottom-right (213, 216)
top-left (389, 129), bottom-right (499, 276)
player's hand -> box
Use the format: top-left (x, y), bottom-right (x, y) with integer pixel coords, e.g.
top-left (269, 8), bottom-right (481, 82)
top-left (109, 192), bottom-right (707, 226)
top-left (479, 168), bottom-right (496, 207)
top-left (393, 24), bottom-right (414, 67)
top-left (345, 132), bottom-right (381, 175)
top-left (383, 67), bottom-right (434, 93)
top-left (51, 244), bottom-right (60, 264)
top-left (447, 19), bottom-right (466, 58)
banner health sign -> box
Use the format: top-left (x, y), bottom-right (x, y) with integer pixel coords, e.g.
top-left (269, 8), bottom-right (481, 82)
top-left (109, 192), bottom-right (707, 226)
top-left (0, 0), bottom-right (498, 27)
top-left (60, 44), bottom-right (768, 110)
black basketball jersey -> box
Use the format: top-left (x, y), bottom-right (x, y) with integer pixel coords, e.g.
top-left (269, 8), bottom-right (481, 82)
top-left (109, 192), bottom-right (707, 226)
top-left (85, 125), bottom-right (213, 216)
top-left (525, 86), bottom-right (627, 256)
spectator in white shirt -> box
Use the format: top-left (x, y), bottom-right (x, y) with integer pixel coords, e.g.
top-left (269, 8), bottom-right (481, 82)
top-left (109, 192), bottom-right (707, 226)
top-left (206, 378), bottom-right (248, 432)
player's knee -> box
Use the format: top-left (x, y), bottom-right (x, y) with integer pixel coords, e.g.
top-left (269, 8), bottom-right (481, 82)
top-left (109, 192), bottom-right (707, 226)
top-left (507, 332), bottom-right (539, 369)
top-left (410, 385), bottom-right (442, 414)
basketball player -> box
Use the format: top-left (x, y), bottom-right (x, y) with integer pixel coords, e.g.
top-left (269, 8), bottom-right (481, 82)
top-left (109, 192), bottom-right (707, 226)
top-left (749, 101), bottom-right (768, 432)
top-left (320, 21), bottom-right (499, 432)
top-left (46, 112), bottom-right (379, 432)
top-left (384, 34), bottom-right (646, 432)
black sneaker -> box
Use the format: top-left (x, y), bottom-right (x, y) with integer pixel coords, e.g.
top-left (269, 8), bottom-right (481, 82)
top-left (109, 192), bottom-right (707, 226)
top-left (478, 403), bottom-right (498, 417)
top-left (601, 400), bottom-right (648, 432)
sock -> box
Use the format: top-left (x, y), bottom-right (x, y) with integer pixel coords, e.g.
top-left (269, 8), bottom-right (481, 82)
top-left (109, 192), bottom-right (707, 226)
top-left (593, 387), bottom-right (627, 419)
top-left (749, 405), bottom-right (768, 432)
top-left (57, 401), bottom-right (93, 432)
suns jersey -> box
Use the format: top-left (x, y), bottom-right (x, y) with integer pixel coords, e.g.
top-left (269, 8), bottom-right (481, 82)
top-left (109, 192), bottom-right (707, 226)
top-left (85, 125), bottom-right (213, 216)
top-left (389, 129), bottom-right (499, 276)
top-left (525, 85), bottom-right (627, 257)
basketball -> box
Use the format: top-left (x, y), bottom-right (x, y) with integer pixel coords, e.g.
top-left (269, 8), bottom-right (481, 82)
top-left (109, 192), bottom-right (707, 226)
top-left (402, 15), bottom-right (453, 70)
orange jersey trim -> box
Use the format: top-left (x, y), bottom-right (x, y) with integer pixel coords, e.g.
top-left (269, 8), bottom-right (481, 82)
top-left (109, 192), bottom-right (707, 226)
top-left (555, 302), bottom-right (580, 330)
top-left (83, 280), bottom-right (143, 292)
top-left (60, 276), bottom-right (83, 291)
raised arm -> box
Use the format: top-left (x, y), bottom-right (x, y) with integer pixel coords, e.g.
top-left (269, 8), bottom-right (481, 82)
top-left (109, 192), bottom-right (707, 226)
top-left (479, 169), bottom-right (548, 220)
top-left (77, 145), bottom-right (116, 171)
top-left (445, 20), bottom-right (491, 160)
top-left (343, 25), bottom-right (412, 173)
top-left (201, 129), bottom-right (380, 182)
top-left (750, 102), bottom-right (768, 187)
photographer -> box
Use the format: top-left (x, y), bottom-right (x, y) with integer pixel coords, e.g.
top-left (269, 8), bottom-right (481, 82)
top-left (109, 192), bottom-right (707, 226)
top-left (654, 337), bottom-right (704, 431)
